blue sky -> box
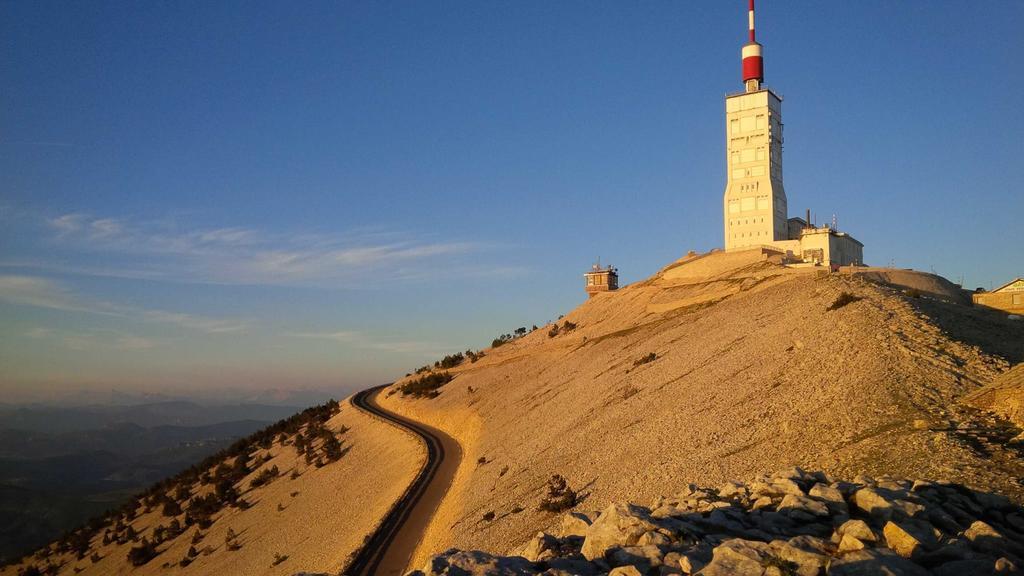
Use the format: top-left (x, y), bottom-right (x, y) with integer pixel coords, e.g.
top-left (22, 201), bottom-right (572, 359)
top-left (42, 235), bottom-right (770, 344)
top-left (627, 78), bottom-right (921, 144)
top-left (2, 1), bottom-right (1022, 403)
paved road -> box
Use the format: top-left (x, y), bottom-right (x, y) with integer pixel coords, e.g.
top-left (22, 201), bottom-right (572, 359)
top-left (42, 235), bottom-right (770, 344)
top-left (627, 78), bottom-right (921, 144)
top-left (346, 385), bottom-right (462, 576)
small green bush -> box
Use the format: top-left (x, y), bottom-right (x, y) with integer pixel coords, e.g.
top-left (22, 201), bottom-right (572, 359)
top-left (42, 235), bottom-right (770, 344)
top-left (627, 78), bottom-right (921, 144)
top-left (250, 465), bottom-right (280, 488)
top-left (549, 321), bottom-right (578, 337)
top-left (161, 498), bottom-right (182, 517)
top-left (399, 372), bottom-right (454, 398)
top-left (436, 352), bottom-right (464, 369)
top-left (127, 539), bottom-right (157, 566)
top-left (322, 435), bottom-right (345, 462)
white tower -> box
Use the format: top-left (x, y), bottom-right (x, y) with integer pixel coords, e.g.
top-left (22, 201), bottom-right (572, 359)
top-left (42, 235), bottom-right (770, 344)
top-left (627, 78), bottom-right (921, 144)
top-left (723, 0), bottom-right (788, 251)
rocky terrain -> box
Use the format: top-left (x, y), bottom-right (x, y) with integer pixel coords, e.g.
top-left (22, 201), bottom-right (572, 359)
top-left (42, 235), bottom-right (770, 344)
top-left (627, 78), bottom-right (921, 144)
top-left (411, 467), bottom-right (1024, 575)
top-left (381, 250), bottom-right (1024, 566)
top-left (6, 250), bottom-right (1022, 576)
top-left (966, 364), bottom-right (1024, 432)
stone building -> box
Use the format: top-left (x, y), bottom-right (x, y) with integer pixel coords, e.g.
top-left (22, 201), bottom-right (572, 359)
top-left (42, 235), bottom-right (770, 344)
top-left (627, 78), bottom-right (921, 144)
top-left (973, 278), bottom-right (1024, 315)
top-left (584, 264), bottom-right (618, 298)
top-left (721, 1), bottom-right (863, 269)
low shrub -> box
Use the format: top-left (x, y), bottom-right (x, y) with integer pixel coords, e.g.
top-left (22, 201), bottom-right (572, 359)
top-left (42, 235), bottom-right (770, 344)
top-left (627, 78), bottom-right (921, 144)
top-left (399, 372), bottom-right (454, 398)
top-left (827, 292), bottom-right (862, 311)
top-left (539, 474), bottom-right (577, 513)
top-left (161, 498), bottom-right (182, 517)
top-left (633, 352), bottom-right (657, 366)
top-left (225, 528), bottom-right (242, 551)
top-left (250, 465), bottom-right (279, 489)
top-left (127, 539), bottom-right (157, 567)
top-left (322, 436), bottom-right (345, 462)
top-left (548, 321), bottom-right (578, 338)
top-left (436, 352), bottom-right (465, 369)
top-left (762, 555), bottom-right (800, 575)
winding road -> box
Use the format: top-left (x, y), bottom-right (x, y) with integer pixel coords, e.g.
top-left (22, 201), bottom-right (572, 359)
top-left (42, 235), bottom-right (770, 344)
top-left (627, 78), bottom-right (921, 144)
top-left (346, 385), bottom-right (462, 576)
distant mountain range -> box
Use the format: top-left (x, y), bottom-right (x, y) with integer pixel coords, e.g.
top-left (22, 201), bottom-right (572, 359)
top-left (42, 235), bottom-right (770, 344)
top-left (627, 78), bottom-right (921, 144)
top-left (0, 401), bottom-right (304, 434)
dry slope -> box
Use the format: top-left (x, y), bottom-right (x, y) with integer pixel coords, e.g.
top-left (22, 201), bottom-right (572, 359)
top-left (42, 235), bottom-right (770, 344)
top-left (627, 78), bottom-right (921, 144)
top-left (380, 250), bottom-right (1024, 564)
top-left (1, 397), bottom-right (423, 576)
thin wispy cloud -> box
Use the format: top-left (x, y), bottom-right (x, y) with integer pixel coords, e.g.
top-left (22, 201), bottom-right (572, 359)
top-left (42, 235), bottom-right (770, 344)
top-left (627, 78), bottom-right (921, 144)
top-left (26, 327), bottom-right (156, 351)
top-left (49, 213), bottom-right (88, 237)
top-left (29, 212), bottom-right (505, 287)
top-left (0, 275), bottom-right (104, 314)
top-left (139, 310), bottom-right (247, 334)
top-left (0, 275), bottom-right (248, 334)
top-left (286, 330), bottom-right (451, 357)
top-left (114, 335), bottom-right (157, 350)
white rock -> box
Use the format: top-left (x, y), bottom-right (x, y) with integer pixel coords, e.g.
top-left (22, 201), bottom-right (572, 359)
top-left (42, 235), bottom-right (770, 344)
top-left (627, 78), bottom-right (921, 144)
top-left (559, 512), bottom-right (593, 538)
top-left (581, 503), bottom-right (658, 561)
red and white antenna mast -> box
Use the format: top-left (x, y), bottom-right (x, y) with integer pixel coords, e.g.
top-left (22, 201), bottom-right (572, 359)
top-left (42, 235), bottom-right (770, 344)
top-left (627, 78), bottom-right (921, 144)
top-left (742, 0), bottom-right (764, 92)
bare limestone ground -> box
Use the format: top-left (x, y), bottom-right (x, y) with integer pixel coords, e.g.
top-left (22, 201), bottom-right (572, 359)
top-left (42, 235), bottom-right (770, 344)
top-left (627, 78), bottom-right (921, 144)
top-left (380, 250), bottom-right (1024, 565)
top-left (0, 398), bottom-right (423, 576)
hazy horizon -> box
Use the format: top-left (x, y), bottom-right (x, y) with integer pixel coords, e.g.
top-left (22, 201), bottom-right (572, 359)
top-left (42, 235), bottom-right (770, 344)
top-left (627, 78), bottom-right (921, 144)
top-left (3, 1), bottom-right (1022, 403)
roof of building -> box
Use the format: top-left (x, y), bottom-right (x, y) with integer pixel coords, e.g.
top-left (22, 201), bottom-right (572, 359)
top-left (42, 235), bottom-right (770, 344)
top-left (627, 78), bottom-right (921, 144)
top-left (991, 278), bottom-right (1024, 293)
top-left (725, 87), bottom-right (783, 101)
top-left (799, 226), bottom-right (864, 247)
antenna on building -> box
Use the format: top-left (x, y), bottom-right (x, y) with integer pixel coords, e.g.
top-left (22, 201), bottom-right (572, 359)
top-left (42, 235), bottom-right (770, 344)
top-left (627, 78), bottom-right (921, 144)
top-left (742, 0), bottom-right (764, 92)
top-left (748, 0), bottom-right (756, 43)
top-left (832, 214), bottom-right (837, 230)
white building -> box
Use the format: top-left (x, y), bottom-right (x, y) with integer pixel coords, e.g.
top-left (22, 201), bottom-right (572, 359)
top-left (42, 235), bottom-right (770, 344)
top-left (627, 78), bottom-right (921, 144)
top-left (721, 1), bottom-right (863, 268)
